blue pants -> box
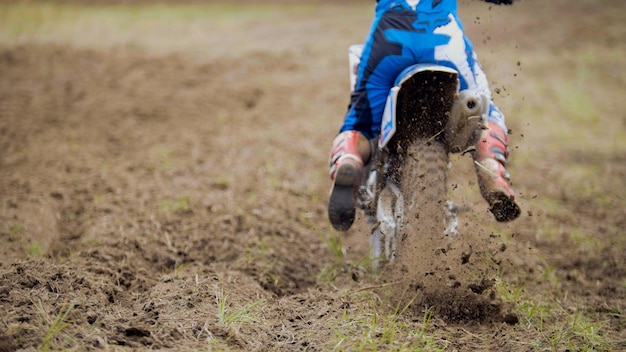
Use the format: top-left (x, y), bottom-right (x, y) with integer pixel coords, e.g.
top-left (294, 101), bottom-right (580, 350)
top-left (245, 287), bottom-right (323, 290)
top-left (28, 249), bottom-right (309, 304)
top-left (341, 0), bottom-right (507, 139)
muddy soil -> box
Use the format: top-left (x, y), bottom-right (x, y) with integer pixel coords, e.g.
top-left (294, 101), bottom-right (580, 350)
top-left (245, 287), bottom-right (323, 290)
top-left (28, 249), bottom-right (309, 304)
top-left (1, 0), bottom-right (625, 351)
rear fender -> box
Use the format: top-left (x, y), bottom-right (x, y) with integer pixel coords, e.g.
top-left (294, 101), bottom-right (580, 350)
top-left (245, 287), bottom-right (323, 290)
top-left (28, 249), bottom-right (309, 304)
top-left (379, 64), bottom-right (459, 150)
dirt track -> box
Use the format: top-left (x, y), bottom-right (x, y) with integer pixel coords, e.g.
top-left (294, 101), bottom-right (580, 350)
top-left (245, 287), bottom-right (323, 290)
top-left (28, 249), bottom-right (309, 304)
top-left (1, 0), bottom-right (625, 350)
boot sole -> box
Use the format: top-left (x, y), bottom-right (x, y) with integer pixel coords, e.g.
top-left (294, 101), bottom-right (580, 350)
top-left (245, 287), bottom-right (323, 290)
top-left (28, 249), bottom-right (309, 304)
top-left (487, 191), bottom-right (521, 222)
top-left (328, 162), bottom-right (358, 231)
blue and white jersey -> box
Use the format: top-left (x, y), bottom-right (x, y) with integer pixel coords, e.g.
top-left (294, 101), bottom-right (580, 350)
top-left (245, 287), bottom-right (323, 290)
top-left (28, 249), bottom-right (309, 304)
top-left (376, 0), bottom-right (457, 13)
top-left (340, 0), bottom-right (506, 139)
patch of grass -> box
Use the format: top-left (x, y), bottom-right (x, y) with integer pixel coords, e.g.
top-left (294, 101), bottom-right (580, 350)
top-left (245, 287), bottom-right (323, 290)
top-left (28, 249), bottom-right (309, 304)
top-left (174, 262), bottom-right (189, 277)
top-left (7, 222), bottom-right (26, 241)
top-left (216, 292), bottom-right (263, 325)
top-left (158, 146), bottom-right (175, 171)
top-left (330, 291), bottom-right (446, 351)
top-left (300, 213), bottom-right (347, 283)
top-left (35, 300), bottom-right (75, 352)
top-left (158, 195), bottom-right (191, 214)
top-left (92, 194), bottom-right (104, 203)
top-left (212, 174), bottom-right (232, 189)
top-left (323, 229), bottom-right (345, 265)
top-left (495, 278), bottom-right (615, 351)
top-left (568, 228), bottom-right (602, 252)
top-left (27, 242), bottom-right (43, 257)
top-left (566, 312), bottom-right (609, 351)
top-left (245, 237), bottom-right (273, 261)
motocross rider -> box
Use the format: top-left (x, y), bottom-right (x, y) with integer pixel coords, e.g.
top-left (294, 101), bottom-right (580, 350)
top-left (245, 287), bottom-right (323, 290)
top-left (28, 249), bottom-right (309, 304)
top-left (328, 0), bottom-right (521, 231)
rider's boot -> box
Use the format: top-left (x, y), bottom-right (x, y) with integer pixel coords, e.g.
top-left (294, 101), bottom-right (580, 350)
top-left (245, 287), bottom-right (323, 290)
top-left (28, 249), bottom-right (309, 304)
top-left (328, 130), bottom-right (370, 231)
top-left (473, 122), bottom-right (521, 222)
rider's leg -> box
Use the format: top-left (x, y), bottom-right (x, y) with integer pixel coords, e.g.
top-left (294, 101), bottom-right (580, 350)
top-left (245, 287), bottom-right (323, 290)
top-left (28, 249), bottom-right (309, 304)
top-left (468, 60), bottom-right (521, 221)
top-left (328, 130), bottom-right (371, 231)
top-left (327, 8), bottom-right (415, 231)
top-left (439, 14), bottom-right (521, 221)
top-left (473, 119), bottom-right (521, 222)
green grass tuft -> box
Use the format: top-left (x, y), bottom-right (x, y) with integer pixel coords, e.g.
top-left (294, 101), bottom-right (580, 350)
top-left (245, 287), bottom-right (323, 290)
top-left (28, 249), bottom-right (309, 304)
top-left (36, 300), bottom-right (75, 352)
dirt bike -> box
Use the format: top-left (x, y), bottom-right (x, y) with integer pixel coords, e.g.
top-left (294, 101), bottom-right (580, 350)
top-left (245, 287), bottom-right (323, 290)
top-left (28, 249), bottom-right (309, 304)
top-left (347, 45), bottom-right (492, 268)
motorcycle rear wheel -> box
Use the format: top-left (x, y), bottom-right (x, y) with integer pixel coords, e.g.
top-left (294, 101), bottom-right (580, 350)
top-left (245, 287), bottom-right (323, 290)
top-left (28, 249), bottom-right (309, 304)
top-left (393, 138), bottom-right (449, 273)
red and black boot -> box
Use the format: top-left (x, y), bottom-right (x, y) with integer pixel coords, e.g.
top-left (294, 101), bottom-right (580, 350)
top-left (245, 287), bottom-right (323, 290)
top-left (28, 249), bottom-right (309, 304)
top-left (328, 131), bottom-right (369, 231)
top-left (473, 122), bottom-right (521, 222)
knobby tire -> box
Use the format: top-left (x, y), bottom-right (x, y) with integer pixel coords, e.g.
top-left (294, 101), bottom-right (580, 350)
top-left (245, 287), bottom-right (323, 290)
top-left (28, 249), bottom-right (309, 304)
top-left (394, 138), bottom-right (449, 274)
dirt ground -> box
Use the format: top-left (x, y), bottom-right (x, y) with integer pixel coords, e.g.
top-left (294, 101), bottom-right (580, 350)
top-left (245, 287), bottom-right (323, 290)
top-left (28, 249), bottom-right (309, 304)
top-left (0, 0), bottom-right (625, 351)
